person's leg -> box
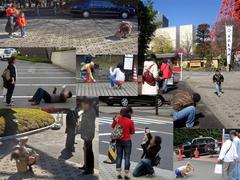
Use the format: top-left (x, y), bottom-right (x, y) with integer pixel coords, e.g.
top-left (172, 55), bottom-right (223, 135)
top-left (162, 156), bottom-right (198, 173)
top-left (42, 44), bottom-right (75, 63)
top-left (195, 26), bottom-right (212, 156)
top-left (6, 84), bottom-right (15, 105)
top-left (141, 159), bottom-right (154, 175)
top-left (173, 106), bottom-right (196, 128)
top-left (132, 160), bottom-right (145, 177)
top-left (109, 75), bottom-right (117, 88)
top-left (215, 83), bottom-right (220, 96)
top-left (223, 162), bottom-right (233, 180)
top-left (65, 130), bottom-right (75, 151)
top-left (161, 79), bottom-right (168, 93)
top-left (2, 87), bottom-right (7, 103)
top-left (116, 141), bottom-right (123, 176)
top-left (84, 140), bottom-right (94, 173)
top-left (123, 140), bottom-right (132, 177)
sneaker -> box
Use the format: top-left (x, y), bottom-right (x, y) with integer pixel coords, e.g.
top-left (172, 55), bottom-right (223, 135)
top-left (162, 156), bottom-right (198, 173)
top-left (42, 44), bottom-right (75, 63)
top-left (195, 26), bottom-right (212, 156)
top-left (78, 165), bottom-right (86, 170)
top-left (124, 176), bottom-right (130, 180)
top-left (82, 170), bottom-right (94, 175)
top-left (6, 103), bottom-right (15, 106)
top-left (12, 32), bottom-right (18, 36)
top-left (9, 35), bottom-right (13, 39)
top-left (23, 34), bottom-right (27, 37)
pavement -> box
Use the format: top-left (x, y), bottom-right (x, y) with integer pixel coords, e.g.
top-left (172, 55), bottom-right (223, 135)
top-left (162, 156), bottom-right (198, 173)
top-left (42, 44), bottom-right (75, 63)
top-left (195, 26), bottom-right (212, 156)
top-left (174, 155), bottom-right (221, 180)
top-left (0, 17), bottom-right (138, 55)
top-left (99, 105), bottom-right (173, 179)
top-left (77, 82), bottom-right (138, 96)
top-left (184, 71), bottom-right (240, 128)
top-left (0, 113), bottom-right (99, 180)
top-left (0, 60), bottom-right (76, 108)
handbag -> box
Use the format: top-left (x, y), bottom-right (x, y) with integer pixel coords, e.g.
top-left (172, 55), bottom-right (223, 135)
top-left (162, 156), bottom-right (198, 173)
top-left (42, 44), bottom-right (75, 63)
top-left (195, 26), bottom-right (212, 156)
top-left (111, 122), bottom-right (123, 140)
top-left (152, 153), bottom-right (161, 166)
top-left (142, 64), bottom-right (156, 86)
top-left (214, 163), bottom-right (222, 174)
top-left (2, 68), bottom-right (11, 81)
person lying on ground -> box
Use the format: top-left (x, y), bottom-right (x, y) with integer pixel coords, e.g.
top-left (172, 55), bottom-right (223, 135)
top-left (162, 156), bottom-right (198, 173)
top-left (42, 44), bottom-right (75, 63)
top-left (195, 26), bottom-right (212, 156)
top-left (175, 162), bottom-right (194, 178)
top-left (133, 136), bottom-right (162, 177)
top-left (213, 69), bottom-right (224, 97)
top-left (115, 21), bottom-right (133, 39)
top-left (28, 86), bottom-right (72, 105)
top-left (109, 63), bottom-right (125, 89)
top-left (171, 91), bottom-right (201, 128)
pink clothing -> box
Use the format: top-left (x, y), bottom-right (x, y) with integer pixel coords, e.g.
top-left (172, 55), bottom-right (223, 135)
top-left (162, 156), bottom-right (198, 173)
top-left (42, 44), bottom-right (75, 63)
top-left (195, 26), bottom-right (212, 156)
top-left (160, 63), bottom-right (172, 79)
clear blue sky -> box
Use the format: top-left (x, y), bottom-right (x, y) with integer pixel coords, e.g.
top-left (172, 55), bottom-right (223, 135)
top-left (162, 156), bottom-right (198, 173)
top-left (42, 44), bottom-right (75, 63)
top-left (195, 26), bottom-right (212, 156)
top-left (152, 0), bottom-right (221, 26)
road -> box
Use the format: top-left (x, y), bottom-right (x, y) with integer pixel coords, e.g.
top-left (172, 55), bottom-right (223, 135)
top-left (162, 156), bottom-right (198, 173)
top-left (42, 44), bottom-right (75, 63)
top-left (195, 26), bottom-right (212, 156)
top-left (0, 60), bottom-right (76, 108)
top-left (174, 156), bottom-right (221, 180)
top-left (0, 17), bottom-right (138, 55)
top-left (99, 105), bottom-right (173, 171)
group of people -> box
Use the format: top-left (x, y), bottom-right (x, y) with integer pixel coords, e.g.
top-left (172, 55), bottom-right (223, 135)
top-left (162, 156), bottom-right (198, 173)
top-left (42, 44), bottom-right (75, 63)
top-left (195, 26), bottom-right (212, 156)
top-left (80, 55), bottom-right (126, 89)
top-left (110, 107), bottom-right (162, 179)
top-left (5, 3), bottom-right (27, 38)
top-left (218, 130), bottom-right (240, 180)
top-left (1, 57), bottom-right (73, 106)
top-left (142, 54), bottom-right (173, 95)
top-left (65, 98), bottom-right (96, 175)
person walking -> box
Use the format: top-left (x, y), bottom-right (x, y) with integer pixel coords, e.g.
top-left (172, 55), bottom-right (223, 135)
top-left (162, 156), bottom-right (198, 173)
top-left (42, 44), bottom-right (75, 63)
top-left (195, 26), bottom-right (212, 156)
top-left (213, 69), bottom-right (224, 97)
top-left (79, 99), bottom-right (96, 175)
top-left (159, 59), bottom-right (172, 94)
top-left (218, 133), bottom-right (238, 180)
top-left (5, 57), bottom-right (17, 106)
top-left (5, 4), bottom-right (18, 38)
top-left (112, 108), bottom-right (135, 179)
top-left (142, 54), bottom-right (159, 95)
top-left (231, 130), bottom-right (240, 180)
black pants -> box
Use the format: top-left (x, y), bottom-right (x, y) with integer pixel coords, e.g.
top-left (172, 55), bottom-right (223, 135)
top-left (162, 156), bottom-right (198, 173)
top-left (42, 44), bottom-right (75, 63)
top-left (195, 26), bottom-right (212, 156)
top-left (84, 140), bottom-right (94, 171)
top-left (6, 83), bottom-right (15, 104)
top-left (65, 130), bottom-right (75, 151)
top-left (32, 88), bottom-right (51, 103)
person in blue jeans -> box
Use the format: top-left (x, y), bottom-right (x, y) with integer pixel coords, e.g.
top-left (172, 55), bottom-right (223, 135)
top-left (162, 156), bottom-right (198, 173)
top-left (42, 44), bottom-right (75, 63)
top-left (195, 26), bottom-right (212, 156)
top-left (133, 136), bottom-right (161, 177)
top-left (171, 91), bottom-right (201, 128)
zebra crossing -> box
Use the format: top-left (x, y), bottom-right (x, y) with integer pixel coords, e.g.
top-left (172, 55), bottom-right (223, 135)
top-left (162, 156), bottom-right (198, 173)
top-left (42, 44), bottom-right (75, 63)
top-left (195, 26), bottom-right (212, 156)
top-left (0, 60), bottom-right (76, 108)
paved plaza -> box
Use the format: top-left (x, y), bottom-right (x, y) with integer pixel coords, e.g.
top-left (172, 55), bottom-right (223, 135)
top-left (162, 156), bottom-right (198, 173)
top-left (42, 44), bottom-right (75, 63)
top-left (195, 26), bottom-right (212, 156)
top-left (0, 17), bottom-right (138, 55)
top-left (185, 71), bottom-right (240, 128)
top-left (0, 60), bottom-right (76, 108)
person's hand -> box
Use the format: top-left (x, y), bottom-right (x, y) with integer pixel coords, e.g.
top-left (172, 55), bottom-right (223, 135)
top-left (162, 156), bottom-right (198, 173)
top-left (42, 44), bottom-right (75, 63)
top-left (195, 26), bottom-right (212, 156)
top-left (109, 67), bottom-right (112, 71)
top-left (93, 79), bottom-right (96, 83)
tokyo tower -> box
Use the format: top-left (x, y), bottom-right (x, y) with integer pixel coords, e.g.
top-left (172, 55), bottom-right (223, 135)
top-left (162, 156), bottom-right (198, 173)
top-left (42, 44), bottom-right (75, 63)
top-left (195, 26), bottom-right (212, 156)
top-left (211, 0), bottom-right (240, 36)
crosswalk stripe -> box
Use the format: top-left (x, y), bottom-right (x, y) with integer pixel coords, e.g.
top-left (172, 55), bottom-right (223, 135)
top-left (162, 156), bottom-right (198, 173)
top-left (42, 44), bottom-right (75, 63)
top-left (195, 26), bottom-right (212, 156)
top-left (15, 84), bottom-right (76, 86)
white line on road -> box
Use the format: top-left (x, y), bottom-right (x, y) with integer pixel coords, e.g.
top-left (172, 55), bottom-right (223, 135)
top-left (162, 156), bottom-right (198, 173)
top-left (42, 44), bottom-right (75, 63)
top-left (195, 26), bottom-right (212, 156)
top-left (99, 119), bottom-right (152, 125)
top-left (99, 130), bottom-right (157, 137)
top-left (17, 77), bottom-right (75, 79)
top-left (18, 72), bottom-right (73, 75)
top-left (15, 84), bottom-right (76, 86)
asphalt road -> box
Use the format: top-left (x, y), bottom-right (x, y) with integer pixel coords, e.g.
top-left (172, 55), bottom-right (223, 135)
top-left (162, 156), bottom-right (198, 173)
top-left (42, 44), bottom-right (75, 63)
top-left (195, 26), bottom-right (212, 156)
top-left (174, 157), bottom-right (221, 180)
top-left (0, 60), bottom-right (76, 108)
top-left (99, 105), bottom-right (173, 171)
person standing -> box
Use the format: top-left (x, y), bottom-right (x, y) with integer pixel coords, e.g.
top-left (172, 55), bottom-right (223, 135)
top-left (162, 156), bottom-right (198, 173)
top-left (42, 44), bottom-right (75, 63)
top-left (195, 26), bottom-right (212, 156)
top-left (6, 57), bottom-right (17, 106)
top-left (5, 4), bottom-right (17, 38)
top-left (112, 108), bottom-right (135, 179)
top-left (159, 59), bottom-right (172, 94)
top-left (17, 11), bottom-right (27, 38)
top-left (79, 99), bottom-right (96, 175)
top-left (231, 130), bottom-right (240, 180)
top-left (218, 133), bottom-right (238, 180)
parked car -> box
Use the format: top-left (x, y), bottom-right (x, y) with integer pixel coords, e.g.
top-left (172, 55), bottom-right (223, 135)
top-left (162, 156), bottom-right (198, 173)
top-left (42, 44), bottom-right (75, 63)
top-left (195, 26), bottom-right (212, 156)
top-left (71, 0), bottom-right (136, 19)
top-left (2, 48), bottom-right (17, 61)
top-left (0, 48), bottom-right (5, 60)
top-left (99, 95), bottom-right (166, 107)
top-left (176, 137), bottom-right (221, 158)
top-left (0, 6), bottom-right (6, 17)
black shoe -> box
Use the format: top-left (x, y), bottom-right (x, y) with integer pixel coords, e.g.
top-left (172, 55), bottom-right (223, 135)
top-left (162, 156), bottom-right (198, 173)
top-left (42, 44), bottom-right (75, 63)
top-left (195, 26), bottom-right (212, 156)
top-left (78, 165), bottom-right (86, 170)
top-left (117, 175), bottom-right (123, 179)
top-left (124, 176), bottom-right (130, 180)
top-left (82, 170), bottom-right (94, 175)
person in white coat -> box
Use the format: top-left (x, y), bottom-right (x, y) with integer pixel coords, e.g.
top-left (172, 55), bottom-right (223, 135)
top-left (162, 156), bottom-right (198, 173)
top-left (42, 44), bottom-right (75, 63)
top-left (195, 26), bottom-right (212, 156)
top-left (218, 132), bottom-right (238, 180)
top-left (231, 130), bottom-right (240, 180)
top-left (142, 54), bottom-right (159, 95)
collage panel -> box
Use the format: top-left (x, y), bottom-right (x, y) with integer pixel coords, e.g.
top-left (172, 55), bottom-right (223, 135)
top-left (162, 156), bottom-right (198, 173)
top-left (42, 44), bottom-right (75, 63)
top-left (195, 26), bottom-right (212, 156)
top-left (0, 0), bottom-right (138, 55)
top-left (98, 96), bottom-right (173, 179)
top-left (0, 97), bottom-right (99, 179)
top-left (174, 129), bottom-right (240, 180)
top-left (76, 54), bottom-right (138, 97)
top-left (0, 47), bottom-right (76, 108)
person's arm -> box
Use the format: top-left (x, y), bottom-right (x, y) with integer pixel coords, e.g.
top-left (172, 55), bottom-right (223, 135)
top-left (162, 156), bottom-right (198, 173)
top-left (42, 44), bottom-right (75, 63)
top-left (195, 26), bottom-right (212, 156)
top-left (213, 75), bottom-right (216, 82)
top-left (87, 66), bottom-right (95, 82)
top-left (8, 65), bottom-right (16, 83)
top-left (152, 64), bottom-right (159, 79)
top-left (110, 68), bottom-right (117, 76)
top-left (86, 110), bottom-right (96, 140)
top-left (130, 120), bottom-right (135, 135)
top-left (218, 141), bottom-right (228, 160)
top-left (221, 75), bottom-right (224, 82)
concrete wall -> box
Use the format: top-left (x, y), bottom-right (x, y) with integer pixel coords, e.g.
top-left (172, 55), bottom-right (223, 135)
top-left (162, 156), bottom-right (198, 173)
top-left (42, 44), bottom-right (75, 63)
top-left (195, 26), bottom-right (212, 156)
top-left (51, 50), bottom-right (76, 73)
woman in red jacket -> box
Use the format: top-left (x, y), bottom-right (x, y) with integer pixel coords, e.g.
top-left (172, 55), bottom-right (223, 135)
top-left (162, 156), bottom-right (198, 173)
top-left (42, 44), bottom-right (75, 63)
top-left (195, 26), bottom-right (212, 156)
top-left (17, 11), bottom-right (27, 38)
top-left (160, 59), bottom-right (172, 93)
top-left (112, 107), bottom-right (135, 179)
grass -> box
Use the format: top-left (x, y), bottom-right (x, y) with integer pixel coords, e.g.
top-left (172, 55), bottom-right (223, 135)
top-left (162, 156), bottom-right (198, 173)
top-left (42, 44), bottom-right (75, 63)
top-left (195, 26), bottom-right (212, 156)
top-left (0, 109), bottom-right (55, 137)
top-left (15, 54), bottom-right (51, 63)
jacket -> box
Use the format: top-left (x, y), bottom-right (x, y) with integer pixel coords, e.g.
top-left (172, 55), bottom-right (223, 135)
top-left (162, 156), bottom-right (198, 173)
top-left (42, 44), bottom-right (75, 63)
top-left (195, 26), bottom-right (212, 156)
top-left (17, 17), bottom-right (27, 27)
top-left (80, 108), bottom-right (96, 141)
top-left (65, 110), bottom-right (78, 134)
top-left (7, 64), bottom-right (16, 82)
top-left (160, 63), bottom-right (172, 79)
top-left (6, 8), bottom-right (16, 17)
top-left (142, 144), bottom-right (161, 162)
top-left (213, 74), bottom-right (224, 85)
top-left (171, 91), bottom-right (194, 111)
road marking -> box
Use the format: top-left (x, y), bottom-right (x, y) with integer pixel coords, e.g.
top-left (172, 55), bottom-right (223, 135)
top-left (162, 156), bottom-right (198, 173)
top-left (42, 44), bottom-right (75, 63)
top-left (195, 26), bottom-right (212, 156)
top-left (99, 130), bottom-right (157, 137)
top-left (136, 148), bottom-right (143, 151)
top-left (101, 141), bottom-right (110, 144)
top-left (15, 84), bottom-right (76, 86)
top-left (18, 72), bottom-right (73, 75)
top-left (99, 119), bottom-right (152, 125)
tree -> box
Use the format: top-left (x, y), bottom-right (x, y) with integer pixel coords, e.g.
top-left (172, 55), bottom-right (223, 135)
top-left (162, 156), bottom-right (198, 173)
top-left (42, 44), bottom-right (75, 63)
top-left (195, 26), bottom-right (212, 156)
top-left (194, 24), bottom-right (211, 59)
top-left (181, 32), bottom-right (194, 58)
top-left (150, 34), bottom-right (173, 54)
top-left (211, 18), bottom-right (240, 67)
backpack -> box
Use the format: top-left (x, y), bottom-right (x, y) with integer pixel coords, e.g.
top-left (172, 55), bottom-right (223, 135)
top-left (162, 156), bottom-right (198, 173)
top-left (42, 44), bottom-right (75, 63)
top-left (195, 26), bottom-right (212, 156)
top-left (111, 123), bottom-right (123, 140)
top-left (142, 64), bottom-right (156, 86)
top-left (1, 68), bottom-right (11, 81)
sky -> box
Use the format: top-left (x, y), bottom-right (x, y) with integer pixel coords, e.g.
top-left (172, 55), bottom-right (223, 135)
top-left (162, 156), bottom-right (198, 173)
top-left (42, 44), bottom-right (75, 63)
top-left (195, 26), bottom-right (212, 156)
top-left (152, 0), bottom-right (221, 27)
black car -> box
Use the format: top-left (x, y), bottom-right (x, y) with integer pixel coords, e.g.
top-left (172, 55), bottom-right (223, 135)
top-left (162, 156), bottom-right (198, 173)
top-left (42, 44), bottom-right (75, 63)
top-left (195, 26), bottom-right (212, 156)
top-left (0, 6), bottom-right (6, 17)
top-left (99, 95), bottom-right (166, 107)
top-left (71, 0), bottom-right (136, 19)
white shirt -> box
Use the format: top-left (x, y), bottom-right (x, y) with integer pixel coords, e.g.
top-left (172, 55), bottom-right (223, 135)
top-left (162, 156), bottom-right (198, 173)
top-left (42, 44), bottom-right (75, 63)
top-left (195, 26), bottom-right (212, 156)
top-left (219, 139), bottom-right (238, 162)
top-left (233, 137), bottom-right (240, 161)
top-left (109, 68), bottom-right (125, 81)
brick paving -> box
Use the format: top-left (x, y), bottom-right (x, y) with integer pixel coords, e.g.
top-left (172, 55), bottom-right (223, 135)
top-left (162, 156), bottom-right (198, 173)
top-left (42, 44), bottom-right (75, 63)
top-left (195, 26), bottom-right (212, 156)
top-left (186, 71), bottom-right (240, 128)
top-left (0, 17), bottom-right (138, 55)
top-left (77, 82), bottom-right (138, 96)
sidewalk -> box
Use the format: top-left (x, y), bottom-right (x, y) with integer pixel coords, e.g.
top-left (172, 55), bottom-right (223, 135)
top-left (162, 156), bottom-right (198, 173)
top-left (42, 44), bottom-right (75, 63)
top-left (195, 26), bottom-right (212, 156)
top-left (99, 155), bottom-right (173, 180)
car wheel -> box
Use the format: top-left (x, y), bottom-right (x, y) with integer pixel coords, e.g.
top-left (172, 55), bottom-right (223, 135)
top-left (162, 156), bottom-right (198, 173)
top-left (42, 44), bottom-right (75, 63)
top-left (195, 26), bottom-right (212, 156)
top-left (121, 12), bottom-right (129, 19)
top-left (82, 11), bottom-right (90, 18)
top-left (157, 97), bottom-right (164, 107)
top-left (120, 98), bottom-right (129, 107)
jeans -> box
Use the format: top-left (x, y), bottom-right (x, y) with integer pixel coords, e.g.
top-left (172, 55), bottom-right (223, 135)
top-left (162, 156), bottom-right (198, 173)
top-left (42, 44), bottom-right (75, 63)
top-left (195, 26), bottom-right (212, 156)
top-left (116, 140), bottom-right (132, 171)
top-left (133, 159), bottom-right (153, 177)
top-left (32, 88), bottom-right (51, 103)
top-left (20, 26), bottom-right (25, 37)
top-left (84, 140), bottom-right (94, 171)
top-left (109, 75), bottom-right (117, 87)
top-left (233, 162), bottom-right (240, 180)
top-left (173, 106), bottom-right (196, 127)
top-left (161, 78), bottom-right (168, 93)
top-left (6, 83), bottom-right (15, 104)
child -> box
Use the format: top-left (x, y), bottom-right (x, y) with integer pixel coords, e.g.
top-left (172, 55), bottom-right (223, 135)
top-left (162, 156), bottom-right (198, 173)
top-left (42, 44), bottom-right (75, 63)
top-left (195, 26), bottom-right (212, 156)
top-left (17, 11), bottom-right (27, 38)
top-left (175, 162), bottom-right (194, 178)
top-left (213, 69), bottom-right (224, 97)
